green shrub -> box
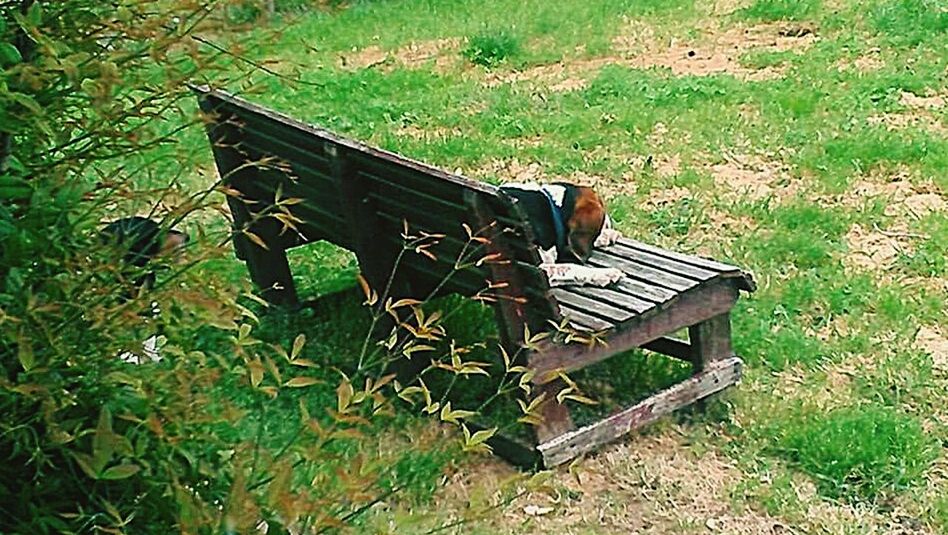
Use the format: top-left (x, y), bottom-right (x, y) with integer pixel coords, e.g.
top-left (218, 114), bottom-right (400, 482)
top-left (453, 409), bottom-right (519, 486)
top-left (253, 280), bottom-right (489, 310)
top-left (773, 405), bottom-right (937, 500)
top-left (463, 31), bottom-right (521, 67)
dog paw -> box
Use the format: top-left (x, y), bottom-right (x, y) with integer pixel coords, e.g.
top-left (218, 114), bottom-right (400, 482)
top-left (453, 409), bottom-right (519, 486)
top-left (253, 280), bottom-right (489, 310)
top-left (595, 228), bottom-right (623, 248)
top-left (583, 267), bottom-right (623, 287)
top-left (600, 267), bottom-right (624, 285)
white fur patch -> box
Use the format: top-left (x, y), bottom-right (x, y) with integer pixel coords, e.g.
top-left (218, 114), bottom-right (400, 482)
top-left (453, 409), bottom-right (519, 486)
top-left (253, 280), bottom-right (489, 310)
top-left (119, 334), bottom-right (164, 364)
top-left (501, 183), bottom-right (566, 207)
top-left (541, 263), bottom-right (624, 287)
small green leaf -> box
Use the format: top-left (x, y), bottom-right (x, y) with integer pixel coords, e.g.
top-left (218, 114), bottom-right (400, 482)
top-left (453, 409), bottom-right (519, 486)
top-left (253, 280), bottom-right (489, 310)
top-left (101, 463), bottom-right (140, 480)
top-left (337, 375), bottom-right (354, 413)
top-left (26, 2), bottom-right (42, 26)
top-left (291, 334), bottom-right (305, 359)
top-left (285, 376), bottom-right (321, 388)
top-left (248, 358), bottom-right (264, 387)
top-left (71, 452), bottom-right (99, 479)
top-left (17, 334), bottom-right (33, 371)
top-left (92, 407), bottom-right (114, 473)
top-left (0, 43), bottom-right (21, 66)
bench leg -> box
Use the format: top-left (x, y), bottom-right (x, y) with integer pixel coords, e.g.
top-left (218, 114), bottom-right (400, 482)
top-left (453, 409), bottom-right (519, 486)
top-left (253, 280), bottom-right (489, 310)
top-left (524, 351), bottom-right (575, 448)
top-left (244, 242), bottom-right (299, 307)
top-left (689, 312), bottom-right (733, 372)
top-left (530, 379), bottom-right (576, 445)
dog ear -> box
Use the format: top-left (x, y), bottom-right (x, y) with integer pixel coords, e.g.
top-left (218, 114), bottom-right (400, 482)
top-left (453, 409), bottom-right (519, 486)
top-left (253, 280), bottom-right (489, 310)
top-left (566, 187), bottom-right (606, 263)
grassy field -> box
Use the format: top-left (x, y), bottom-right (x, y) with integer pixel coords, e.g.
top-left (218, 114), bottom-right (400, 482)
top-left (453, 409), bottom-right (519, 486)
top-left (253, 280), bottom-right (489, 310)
top-left (174, 0), bottom-right (946, 532)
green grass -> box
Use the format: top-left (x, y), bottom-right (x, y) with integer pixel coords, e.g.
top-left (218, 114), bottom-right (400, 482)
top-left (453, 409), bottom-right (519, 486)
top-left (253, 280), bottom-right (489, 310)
top-left (871, 0), bottom-right (948, 46)
top-left (772, 404), bottom-right (937, 500)
top-left (463, 30), bottom-right (521, 66)
top-left (739, 0), bottom-right (821, 21)
top-left (132, 0), bottom-right (948, 530)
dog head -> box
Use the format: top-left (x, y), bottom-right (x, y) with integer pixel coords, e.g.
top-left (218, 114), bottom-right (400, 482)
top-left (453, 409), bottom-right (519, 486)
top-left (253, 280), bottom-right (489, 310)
top-left (101, 217), bottom-right (189, 289)
top-left (565, 186), bottom-right (607, 263)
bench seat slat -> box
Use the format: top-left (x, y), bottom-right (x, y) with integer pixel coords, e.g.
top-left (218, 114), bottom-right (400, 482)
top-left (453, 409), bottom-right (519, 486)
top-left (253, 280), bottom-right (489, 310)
top-left (568, 285), bottom-right (655, 314)
top-left (588, 252), bottom-right (697, 292)
top-left (602, 243), bottom-right (719, 281)
top-left (559, 305), bottom-right (614, 331)
top-left (617, 238), bottom-right (742, 274)
top-left (551, 289), bottom-right (638, 324)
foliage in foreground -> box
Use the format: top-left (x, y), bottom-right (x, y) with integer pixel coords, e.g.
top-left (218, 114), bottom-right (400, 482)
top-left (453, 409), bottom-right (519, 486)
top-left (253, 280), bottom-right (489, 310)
top-left (0, 0), bottom-right (526, 532)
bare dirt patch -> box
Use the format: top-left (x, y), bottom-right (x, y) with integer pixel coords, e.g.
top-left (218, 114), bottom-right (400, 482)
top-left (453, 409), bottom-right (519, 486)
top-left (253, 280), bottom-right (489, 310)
top-left (836, 171), bottom-right (946, 220)
top-left (432, 424), bottom-right (934, 534)
top-left (482, 21), bottom-right (818, 92)
top-left (706, 152), bottom-right (803, 201)
top-left (473, 158), bottom-right (547, 184)
top-left (339, 38), bottom-right (461, 71)
top-left (899, 90), bottom-right (946, 110)
top-left (835, 48), bottom-right (884, 72)
top-left (436, 428), bottom-right (787, 534)
top-left (914, 326), bottom-right (948, 373)
top-left (867, 112), bottom-right (947, 136)
top-left (395, 124), bottom-right (462, 141)
top-left (482, 57), bottom-right (614, 91)
top-left (866, 91), bottom-right (947, 135)
top-left (844, 223), bottom-right (915, 272)
top-left (615, 22), bottom-right (818, 80)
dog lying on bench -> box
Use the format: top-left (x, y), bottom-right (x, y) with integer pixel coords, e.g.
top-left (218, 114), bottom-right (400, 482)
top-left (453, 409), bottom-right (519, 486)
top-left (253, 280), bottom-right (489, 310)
top-left (500, 183), bottom-right (623, 287)
top-left (101, 216), bottom-right (188, 363)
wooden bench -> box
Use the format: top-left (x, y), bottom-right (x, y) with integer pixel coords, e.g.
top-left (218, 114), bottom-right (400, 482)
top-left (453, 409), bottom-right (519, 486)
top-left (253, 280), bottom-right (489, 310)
top-left (194, 86), bottom-right (756, 468)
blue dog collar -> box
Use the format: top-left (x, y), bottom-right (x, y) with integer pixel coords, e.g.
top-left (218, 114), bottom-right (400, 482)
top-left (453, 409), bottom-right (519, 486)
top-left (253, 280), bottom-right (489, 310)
top-left (540, 188), bottom-right (568, 253)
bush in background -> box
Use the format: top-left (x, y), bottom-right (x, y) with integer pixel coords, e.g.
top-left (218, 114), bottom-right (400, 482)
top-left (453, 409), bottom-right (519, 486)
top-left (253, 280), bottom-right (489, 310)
top-left (462, 30), bottom-right (521, 67)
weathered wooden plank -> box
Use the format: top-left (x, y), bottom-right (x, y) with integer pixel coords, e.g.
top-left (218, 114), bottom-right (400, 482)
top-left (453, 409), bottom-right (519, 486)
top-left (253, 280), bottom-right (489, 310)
top-left (617, 238), bottom-right (743, 274)
top-left (363, 170), bottom-right (468, 210)
top-left (531, 282), bottom-right (739, 380)
top-left (604, 242), bottom-right (719, 281)
top-left (612, 278), bottom-right (679, 304)
top-left (570, 285), bottom-right (654, 314)
top-left (689, 313), bottom-right (732, 373)
top-left (641, 336), bottom-right (693, 362)
top-left (239, 137), bottom-right (334, 182)
top-left (254, 181), bottom-right (346, 224)
top-left (588, 251), bottom-right (697, 292)
top-left (235, 110), bottom-right (339, 161)
top-left (196, 88), bottom-right (502, 196)
top-left (370, 212), bottom-right (549, 288)
top-left (551, 289), bottom-right (637, 323)
top-left (560, 306), bottom-right (614, 331)
top-left (537, 356), bottom-right (743, 467)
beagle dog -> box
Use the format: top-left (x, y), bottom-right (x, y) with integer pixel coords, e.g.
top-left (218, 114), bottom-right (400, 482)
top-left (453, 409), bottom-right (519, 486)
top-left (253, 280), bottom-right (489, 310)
top-left (101, 216), bottom-right (189, 363)
top-left (101, 216), bottom-right (189, 292)
top-left (500, 183), bottom-right (623, 287)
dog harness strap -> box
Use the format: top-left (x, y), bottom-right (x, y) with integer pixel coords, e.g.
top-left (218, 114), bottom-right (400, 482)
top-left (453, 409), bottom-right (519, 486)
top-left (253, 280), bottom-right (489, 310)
top-left (540, 188), bottom-right (568, 253)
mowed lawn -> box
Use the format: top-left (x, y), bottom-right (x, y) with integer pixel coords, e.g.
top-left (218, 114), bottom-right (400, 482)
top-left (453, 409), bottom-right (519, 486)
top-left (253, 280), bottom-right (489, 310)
top-left (185, 0), bottom-right (946, 532)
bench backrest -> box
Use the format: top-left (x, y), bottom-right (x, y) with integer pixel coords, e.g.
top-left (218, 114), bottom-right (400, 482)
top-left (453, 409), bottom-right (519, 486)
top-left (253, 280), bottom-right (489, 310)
top-left (194, 87), bottom-right (561, 334)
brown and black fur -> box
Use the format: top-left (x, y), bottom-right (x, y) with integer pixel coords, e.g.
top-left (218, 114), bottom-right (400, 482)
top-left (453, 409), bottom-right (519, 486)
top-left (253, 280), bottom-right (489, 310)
top-left (100, 216), bottom-right (188, 292)
top-left (500, 183), bottom-right (608, 263)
